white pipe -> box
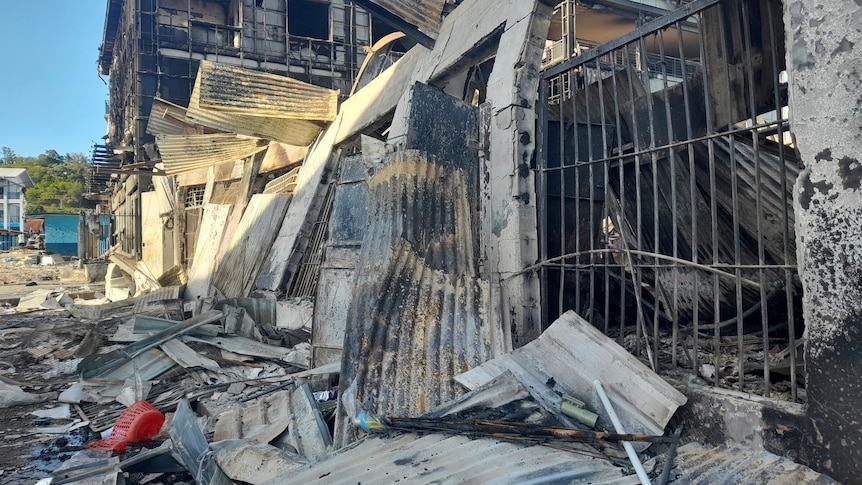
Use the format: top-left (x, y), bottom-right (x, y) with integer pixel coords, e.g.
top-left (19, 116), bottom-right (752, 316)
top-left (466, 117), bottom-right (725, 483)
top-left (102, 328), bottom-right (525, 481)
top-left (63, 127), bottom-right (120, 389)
top-left (594, 380), bottom-right (652, 485)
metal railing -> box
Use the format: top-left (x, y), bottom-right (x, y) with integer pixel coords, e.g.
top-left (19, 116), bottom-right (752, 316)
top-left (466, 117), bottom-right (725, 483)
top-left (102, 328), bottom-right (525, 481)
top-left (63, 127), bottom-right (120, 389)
top-left (537, 0), bottom-right (800, 401)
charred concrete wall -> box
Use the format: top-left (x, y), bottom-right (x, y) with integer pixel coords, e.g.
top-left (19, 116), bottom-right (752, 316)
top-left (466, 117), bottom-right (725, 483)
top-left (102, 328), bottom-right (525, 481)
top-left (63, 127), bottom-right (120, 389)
top-left (785, 0), bottom-right (862, 482)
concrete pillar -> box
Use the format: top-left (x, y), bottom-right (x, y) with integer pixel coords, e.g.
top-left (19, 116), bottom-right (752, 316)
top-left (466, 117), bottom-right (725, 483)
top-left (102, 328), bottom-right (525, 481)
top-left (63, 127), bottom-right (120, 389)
top-left (485, 0), bottom-right (554, 347)
top-left (785, 0), bottom-right (862, 481)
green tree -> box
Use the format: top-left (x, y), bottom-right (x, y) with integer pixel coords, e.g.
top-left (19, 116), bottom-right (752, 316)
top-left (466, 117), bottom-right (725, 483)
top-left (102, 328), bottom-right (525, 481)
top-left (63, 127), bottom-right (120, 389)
top-left (1, 147), bottom-right (16, 165)
top-left (7, 149), bottom-right (92, 213)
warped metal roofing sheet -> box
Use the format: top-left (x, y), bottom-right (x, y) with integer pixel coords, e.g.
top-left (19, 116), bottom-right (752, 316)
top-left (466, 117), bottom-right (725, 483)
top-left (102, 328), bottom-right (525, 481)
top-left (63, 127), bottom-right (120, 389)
top-left (186, 87), bottom-right (324, 147)
top-left (146, 97), bottom-right (209, 136)
top-left (186, 62), bottom-right (334, 146)
top-left (156, 134), bottom-right (268, 175)
top-left (338, 151), bottom-right (503, 433)
top-left (263, 432), bottom-right (636, 485)
top-left (195, 61), bottom-right (338, 121)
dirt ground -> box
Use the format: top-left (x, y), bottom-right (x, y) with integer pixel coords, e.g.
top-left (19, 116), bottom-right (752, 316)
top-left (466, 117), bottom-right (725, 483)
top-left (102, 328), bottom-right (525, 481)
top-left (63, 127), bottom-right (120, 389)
top-left (0, 248), bottom-right (110, 483)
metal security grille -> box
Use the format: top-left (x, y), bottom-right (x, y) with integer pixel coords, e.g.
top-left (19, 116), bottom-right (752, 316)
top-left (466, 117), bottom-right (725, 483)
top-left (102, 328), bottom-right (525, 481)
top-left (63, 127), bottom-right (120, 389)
top-left (536, 0), bottom-right (801, 401)
top-left (287, 180), bottom-right (336, 299)
top-left (184, 186), bottom-right (205, 209)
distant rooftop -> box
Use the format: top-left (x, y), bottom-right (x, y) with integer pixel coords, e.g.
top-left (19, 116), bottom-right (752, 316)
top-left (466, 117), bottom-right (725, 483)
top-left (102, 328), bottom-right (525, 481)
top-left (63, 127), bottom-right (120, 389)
top-left (0, 168), bottom-right (34, 188)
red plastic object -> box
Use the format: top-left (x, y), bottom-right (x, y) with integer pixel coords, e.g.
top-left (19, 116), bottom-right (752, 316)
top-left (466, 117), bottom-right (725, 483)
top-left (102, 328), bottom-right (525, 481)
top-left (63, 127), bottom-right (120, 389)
top-left (87, 400), bottom-right (166, 452)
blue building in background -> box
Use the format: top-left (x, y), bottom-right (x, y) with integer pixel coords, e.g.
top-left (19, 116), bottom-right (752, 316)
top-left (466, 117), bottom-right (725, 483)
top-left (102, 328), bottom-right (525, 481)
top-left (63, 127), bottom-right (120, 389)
top-left (42, 214), bottom-right (80, 256)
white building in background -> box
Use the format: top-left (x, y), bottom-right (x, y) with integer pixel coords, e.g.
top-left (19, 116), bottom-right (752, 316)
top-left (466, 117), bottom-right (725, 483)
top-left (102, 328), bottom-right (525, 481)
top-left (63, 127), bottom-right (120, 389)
top-left (0, 168), bottom-right (34, 232)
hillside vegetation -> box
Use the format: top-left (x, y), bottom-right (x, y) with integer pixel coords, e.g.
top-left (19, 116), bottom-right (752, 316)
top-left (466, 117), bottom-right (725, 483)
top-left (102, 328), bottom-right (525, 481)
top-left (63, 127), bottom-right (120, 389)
top-left (2, 147), bottom-right (92, 214)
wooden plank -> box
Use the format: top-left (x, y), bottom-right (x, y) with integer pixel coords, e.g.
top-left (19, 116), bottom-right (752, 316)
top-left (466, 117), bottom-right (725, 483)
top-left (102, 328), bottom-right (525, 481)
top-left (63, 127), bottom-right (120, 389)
top-left (212, 194), bottom-right (291, 298)
top-left (456, 311), bottom-right (687, 442)
top-left (185, 204), bottom-right (232, 302)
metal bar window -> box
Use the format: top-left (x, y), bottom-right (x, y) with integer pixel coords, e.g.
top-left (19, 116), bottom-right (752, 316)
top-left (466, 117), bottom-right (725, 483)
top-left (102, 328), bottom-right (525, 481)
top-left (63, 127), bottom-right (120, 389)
top-left (537, 0), bottom-right (801, 402)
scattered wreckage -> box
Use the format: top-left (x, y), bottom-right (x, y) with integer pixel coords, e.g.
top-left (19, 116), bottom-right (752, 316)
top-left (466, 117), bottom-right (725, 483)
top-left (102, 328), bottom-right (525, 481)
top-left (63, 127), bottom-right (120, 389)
top-left (0, 0), bottom-right (842, 482)
top-left (0, 283), bottom-right (835, 484)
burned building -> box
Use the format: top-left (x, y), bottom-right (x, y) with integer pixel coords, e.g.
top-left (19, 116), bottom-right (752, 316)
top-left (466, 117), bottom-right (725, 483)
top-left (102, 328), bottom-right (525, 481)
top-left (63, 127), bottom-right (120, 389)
top-left (94, 0), bottom-right (401, 263)
top-left (82, 0), bottom-right (862, 482)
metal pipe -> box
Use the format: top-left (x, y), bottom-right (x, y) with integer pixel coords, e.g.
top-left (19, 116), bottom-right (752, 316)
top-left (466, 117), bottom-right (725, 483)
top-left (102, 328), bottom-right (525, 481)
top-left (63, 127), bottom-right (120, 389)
top-left (656, 426), bottom-right (683, 485)
top-left (594, 380), bottom-right (652, 485)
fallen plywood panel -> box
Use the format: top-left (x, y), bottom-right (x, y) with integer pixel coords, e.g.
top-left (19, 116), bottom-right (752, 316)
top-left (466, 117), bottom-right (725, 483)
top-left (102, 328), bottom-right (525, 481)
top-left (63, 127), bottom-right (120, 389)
top-left (456, 310), bottom-right (687, 441)
top-left (185, 204), bottom-right (232, 302)
top-left (212, 194), bottom-right (291, 298)
top-left (259, 141), bottom-right (307, 174)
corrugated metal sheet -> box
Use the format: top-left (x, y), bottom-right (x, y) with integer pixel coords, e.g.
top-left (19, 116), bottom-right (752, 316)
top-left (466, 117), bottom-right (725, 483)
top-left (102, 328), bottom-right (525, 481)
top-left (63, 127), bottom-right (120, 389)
top-left (156, 134), bottom-right (268, 175)
top-left (132, 285), bottom-right (185, 314)
top-left (337, 150), bottom-right (502, 438)
top-left (187, 85), bottom-right (324, 147)
top-left (264, 432), bottom-right (637, 485)
top-left (456, 311), bottom-right (687, 444)
top-left (146, 97), bottom-right (209, 136)
top-left (212, 194), bottom-right (292, 298)
top-left (672, 443), bottom-right (837, 484)
top-left (183, 61), bottom-right (334, 147)
top-left (194, 61), bottom-right (338, 121)
top-left (263, 167), bottom-right (301, 194)
top-left (213, 385), bottom-right (331, 461)
top-left (610, 134), bottom-right (800, 320)
top-left (366, 0), bottom-right (445, 36)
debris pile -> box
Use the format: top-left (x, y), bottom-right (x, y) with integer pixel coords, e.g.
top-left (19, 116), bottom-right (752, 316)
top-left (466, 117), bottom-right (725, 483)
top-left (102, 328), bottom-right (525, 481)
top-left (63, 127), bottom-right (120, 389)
top-left (0, 293), bottom-right (837, 483)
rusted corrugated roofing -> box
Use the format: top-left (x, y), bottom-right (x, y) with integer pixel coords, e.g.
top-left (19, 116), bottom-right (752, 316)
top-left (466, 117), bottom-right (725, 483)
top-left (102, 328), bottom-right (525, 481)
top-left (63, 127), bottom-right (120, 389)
top-left (337, 151), bottom-right (503, 439)
top-left (146, 98), bottom-right (209, 136)
top-left (194, 61), bottom-right (338, 121)
top-left (186, 86), bottom-right (324, 147)
top-left (363, 0), bottom-right (445, 36)
top-left (155, 134), bottom-right (268, 175)
top-left (262, 432), bottom-right (633, 484)
top-left (185, 61), bottom-right (333, 146)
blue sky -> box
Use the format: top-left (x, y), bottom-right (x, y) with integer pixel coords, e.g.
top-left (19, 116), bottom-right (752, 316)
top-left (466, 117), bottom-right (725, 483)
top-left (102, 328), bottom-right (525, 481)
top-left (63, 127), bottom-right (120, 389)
top-left (0, 2), bottom-right (108, 159)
